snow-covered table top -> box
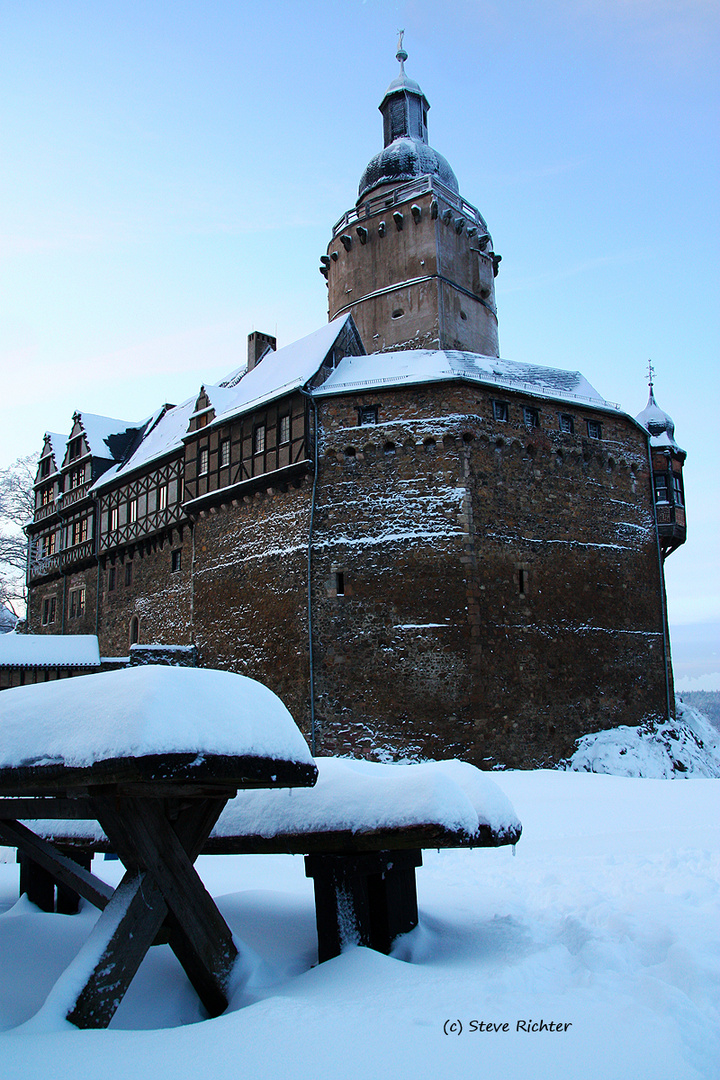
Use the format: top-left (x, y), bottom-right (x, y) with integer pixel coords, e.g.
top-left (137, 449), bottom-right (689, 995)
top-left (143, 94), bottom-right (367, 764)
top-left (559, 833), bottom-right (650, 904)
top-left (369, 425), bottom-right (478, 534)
top-left (0, 666), bottom-right (317, 794)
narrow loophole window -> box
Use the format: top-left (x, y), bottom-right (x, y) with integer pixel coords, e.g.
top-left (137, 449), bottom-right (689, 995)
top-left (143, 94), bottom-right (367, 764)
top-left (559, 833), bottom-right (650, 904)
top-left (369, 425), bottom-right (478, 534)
top-left (518, 569), bottom-right (527, 596)
top-left (336, 572), bottom-right (345, 597)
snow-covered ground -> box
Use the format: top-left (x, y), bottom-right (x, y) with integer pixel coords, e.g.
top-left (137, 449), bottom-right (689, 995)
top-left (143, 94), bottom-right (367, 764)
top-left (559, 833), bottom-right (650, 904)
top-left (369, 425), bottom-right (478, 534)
top-left (0, 769), bottom-right (717, 1080)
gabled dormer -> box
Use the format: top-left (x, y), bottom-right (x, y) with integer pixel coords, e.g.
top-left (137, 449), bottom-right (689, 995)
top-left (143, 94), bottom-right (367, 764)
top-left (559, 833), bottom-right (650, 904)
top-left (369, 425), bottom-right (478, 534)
top-left (33, 432), bottom-right (65, 517)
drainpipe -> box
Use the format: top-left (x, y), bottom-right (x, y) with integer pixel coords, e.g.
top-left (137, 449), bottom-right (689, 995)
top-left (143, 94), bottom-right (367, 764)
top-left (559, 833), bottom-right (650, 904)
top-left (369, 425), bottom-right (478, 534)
top-left (299, 386), bottom-right (319, 755)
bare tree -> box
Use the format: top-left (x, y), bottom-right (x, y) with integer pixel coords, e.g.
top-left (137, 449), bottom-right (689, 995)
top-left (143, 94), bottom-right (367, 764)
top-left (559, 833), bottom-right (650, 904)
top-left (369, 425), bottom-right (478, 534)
top-left (0, 453), bottom-right (38, 618)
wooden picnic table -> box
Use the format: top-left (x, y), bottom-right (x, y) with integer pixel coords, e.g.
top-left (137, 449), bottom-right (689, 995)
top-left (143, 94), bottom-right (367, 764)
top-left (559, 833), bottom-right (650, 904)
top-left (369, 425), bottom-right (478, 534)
top-left (2, 757), bottom-right (522, 970)
top-left (0, 667), bottom-right (318, 1028)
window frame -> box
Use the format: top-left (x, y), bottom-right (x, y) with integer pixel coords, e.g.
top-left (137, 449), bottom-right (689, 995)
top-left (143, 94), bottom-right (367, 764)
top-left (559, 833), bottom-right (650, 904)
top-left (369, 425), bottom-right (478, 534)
top-left (254, 424), bottom-right (266, 456)
top-left (198, 447), bottom-right (209, 476)
top-left (278, 415), bottom-right (291, 444)
top-left (559, 413), bottom-right (575, 434)
top-left (492, 400), bottom-right (509, 423)
top-left (587, 419), bottom-right (602, 440)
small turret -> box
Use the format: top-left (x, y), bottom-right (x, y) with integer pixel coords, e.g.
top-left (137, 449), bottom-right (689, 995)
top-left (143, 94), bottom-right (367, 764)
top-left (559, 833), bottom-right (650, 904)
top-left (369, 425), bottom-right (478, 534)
top-left (636, 364), bottom-right (687, 557)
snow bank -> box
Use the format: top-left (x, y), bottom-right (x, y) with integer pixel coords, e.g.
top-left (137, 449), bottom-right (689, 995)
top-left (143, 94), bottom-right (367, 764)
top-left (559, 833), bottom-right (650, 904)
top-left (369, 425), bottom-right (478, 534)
top-left (0, 666), bottom-right (314, 769)
top-left (215, 757), bottom-right (521, 840)
top-left (563, 699), bottom-right (720, 778)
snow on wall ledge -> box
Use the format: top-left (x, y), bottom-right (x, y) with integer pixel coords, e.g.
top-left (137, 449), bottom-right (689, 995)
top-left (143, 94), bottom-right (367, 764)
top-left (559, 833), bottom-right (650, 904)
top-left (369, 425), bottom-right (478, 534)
top-left (0, 665), bottom-right (315, 770)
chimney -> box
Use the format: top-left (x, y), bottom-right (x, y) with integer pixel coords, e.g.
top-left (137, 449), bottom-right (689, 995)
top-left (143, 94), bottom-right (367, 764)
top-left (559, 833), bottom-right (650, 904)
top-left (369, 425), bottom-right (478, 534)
top-left (247, 331), bottom-right (277, 372)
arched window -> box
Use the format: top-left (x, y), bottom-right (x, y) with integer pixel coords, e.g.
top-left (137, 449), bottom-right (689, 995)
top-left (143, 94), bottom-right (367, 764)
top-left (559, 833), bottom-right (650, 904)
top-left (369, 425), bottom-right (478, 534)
top-left (129, 616), bottom-right (140, 647)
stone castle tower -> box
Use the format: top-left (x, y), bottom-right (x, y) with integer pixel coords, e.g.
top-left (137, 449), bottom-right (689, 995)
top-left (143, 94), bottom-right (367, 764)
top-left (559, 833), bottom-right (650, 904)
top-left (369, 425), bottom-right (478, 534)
top-left (324, 40), bottom-right (500, 356)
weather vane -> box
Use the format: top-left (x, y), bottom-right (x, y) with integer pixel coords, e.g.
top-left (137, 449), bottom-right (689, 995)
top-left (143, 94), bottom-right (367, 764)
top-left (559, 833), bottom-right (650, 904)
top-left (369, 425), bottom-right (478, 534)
top-left (647, 359), bottom-right (655, 390)
top-left (396, 29), bottom-right (407, 70)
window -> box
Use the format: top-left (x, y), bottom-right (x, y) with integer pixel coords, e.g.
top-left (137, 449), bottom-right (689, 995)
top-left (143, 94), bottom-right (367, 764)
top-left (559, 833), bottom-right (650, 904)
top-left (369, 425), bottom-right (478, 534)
top-left (220, 439), bottom-right (230, 468)
top-left (335, 571), bottom-right (345, 597)
top-left (41, 486), bottom-right (53, 506)
top-left (128, 498), bottom-right (138, 523)
top-left (46, 532), bottom-right (56, 556)
top-left (68, 466), bottom-right (85, 489)
top-left (69, 587), bottom-right (86, 619)
top-left (518, 569), bottom-right (527, 596)
top-left (125, 562), bottom-right (132, 587)
top-left (158, 484), bottom-right (168, 510)
top-left (40, 457), bottom-right (51, 478)
top-left (654, 474), bottom-right (669, 504)
top-left (110, 506), bottom-right (119, 532)
top-left (524, 407), bottom-right (539, 429)
top-left (70, 517), bottom-right (88, 546)
top-left (42, 596), bottom-right (56, 625)
top-left (108, 566), bottom-right (116, 591)
top-left (129, 616), bottom-right (139, 646)
top-left (559, 414), bottom-right (575, 434)
top-left (278, 416), bottom-right (291, 444)
top-left (587, 420), bottom-right (602, 439)
top-left (254, 425), bottom-right (266, 455)
top-left (171, 549), bottom-right (182, 573)
top-left (68, 436), bottom-right (83, 460)
top-left (493, 400), bottom-right (509, 422)
top-left (199, 447), bottom-right (209, 475)
top-left (358, 406), bottom-right (378, 426)
top-left (671, 473), bottom-right (684, 507)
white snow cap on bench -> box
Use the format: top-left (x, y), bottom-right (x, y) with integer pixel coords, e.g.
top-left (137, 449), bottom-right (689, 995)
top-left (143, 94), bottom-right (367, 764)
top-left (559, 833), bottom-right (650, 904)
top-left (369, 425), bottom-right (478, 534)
top-left (0, 665), bottom-right (314, 768)
top-left (217, 757), bottom-right (521, 839)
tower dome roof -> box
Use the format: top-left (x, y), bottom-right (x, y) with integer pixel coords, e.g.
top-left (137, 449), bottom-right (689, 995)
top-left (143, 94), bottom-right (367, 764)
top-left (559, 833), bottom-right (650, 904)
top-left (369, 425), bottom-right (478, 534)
top-left (358, 137), bottom-right (459, 202)
top-left (636, 385), bottom-right (685, 454)
top-left (357, 39), bottom-right (459, 203)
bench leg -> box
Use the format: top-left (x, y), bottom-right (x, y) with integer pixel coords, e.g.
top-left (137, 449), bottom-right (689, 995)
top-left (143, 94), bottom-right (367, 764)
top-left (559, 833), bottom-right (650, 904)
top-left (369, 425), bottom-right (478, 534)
top-left (56, 851), bottom-right (93, 914)
top-left (18, 852), bottom-right (55, 913)
top-left (305, 850), bottom-right (422, 963)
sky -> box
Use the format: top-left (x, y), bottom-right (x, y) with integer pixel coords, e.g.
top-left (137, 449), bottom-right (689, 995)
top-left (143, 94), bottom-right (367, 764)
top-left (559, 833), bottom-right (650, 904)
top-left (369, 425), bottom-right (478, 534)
top-left (1, 0), bottom-right (718, 637)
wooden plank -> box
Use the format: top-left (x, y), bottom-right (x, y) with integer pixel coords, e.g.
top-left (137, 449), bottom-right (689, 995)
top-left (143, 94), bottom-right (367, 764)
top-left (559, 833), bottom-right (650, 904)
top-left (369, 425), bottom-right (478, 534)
top-left (66, 870), bottom-right (169, 1028)
top-left (0, 819), bottom-right (113, 910)
top-left (0, 752), bottom-right (317, 797)
top-left (0, 798), bottom-right (96, 819)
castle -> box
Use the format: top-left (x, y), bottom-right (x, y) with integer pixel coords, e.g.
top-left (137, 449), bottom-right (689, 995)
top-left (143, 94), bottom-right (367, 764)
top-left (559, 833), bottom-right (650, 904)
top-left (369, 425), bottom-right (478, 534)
top-left (23, 47), bottom-right (687, 768)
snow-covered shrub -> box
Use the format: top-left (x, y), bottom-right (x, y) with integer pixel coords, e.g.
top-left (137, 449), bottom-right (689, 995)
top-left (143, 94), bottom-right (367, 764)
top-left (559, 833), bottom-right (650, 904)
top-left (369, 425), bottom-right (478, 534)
top-left (561, 697), bottom-right (720, 778)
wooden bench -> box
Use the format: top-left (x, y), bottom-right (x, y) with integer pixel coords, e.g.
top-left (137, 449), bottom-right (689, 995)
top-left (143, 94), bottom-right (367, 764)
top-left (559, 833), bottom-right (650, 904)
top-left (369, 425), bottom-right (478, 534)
top-left (3, 758), bottom-right (522, 967)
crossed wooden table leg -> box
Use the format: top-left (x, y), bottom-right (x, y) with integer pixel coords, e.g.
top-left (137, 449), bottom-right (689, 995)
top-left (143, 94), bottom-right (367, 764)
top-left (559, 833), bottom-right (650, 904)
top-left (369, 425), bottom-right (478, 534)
top-left (1, 793), bottom-right (238, 1029)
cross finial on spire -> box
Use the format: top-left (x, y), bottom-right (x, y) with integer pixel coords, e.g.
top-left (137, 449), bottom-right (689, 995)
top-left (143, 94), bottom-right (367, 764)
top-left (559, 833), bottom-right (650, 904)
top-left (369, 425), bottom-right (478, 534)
top-left (396, 29), bottom-right (408, 71)
top-left (647, 359), bottom-right (655, 391)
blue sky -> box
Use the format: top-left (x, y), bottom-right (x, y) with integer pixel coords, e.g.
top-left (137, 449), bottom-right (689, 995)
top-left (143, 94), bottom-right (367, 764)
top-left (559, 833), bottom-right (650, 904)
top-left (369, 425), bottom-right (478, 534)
top-left (1, 0), bottom-right (718, 636)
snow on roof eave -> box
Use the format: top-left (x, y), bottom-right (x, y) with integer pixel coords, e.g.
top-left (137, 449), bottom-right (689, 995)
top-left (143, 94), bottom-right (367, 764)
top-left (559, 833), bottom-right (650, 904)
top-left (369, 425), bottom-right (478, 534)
top-left (198, 314), bottom-right (356, 433)
top-left (90, 398), bottom-right (197, 492)
top-left (75, 412), bottom-right (143, 461)
top-left (314, 353), bottom-right (627, 418)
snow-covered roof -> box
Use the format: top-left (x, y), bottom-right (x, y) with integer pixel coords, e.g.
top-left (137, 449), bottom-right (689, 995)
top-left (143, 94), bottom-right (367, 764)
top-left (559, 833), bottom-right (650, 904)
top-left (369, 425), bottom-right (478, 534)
top-left (215, 756), bottom-right (521, 841)
top-left (0, 665), bottom-right (315, 770)
top-left (44, 433), bottom-right (67, 472)
top-left (92, 399), bottom-right (196, 490)
top-left (0, 634), bottom-right (101, 669)
top-left (76, 413), bottom-right (140, 461)
top-left (635, 388), bottom-right (685, 455)
top-left (315, 349), bottom-right (617, 412)
top-left (207, 314), bottom-right (356, 427)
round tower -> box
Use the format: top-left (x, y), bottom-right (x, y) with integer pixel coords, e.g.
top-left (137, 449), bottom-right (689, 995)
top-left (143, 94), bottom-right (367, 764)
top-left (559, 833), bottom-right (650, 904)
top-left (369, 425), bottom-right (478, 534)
top-left (636, 365), bottom-right (687, 558)
top-left (322, 38), bottom-right (500, 356)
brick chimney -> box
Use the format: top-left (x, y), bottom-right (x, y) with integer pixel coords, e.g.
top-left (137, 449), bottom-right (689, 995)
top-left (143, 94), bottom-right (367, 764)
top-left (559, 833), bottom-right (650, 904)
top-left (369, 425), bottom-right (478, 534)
top-left (247, 331), bottom-right (276, 372)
